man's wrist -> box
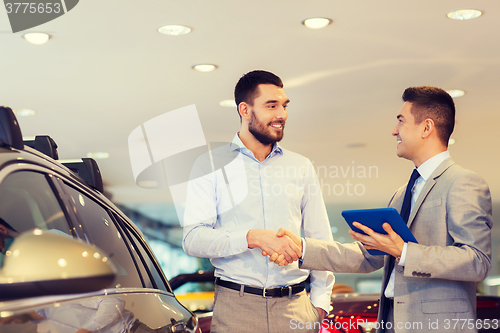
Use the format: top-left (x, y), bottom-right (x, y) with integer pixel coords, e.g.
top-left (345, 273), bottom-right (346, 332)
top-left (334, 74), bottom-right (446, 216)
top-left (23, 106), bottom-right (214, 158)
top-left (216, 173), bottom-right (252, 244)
top-left (397, 242), bottom-right (408, 266)
top-left (246, 229), bottom-right (258, 249)
top-left (317, 307), bottom-right (327, 320)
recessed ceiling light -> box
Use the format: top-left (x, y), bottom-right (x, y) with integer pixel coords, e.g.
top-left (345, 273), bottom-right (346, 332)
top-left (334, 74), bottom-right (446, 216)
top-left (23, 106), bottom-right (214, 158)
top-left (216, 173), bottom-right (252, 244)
top-left (219, 100), bottom-right (237, 108)
top-left (86, 152), bottom-right (110, 159)
top-left (157, 25), bottom-right (192, 36)
top-left (192, 64), bottom-right (218, 72)
top-left (449, 138), bottom-right (456, 145)
top-left (302, 18), bottom-right (332, 29)
top-left (446, 9), bottom-right (482, 21)
top-left (446, 89), bottom-right (465, 98)
top-left (23, 32), bottom-right (51, 45)
top-left (14, 109), bottom-right (36, 116)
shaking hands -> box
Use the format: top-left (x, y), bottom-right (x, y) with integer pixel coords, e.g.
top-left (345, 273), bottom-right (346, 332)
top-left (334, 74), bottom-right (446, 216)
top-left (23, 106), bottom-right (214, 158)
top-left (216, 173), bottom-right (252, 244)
top-left (259, 220), bottom-right (405, 266)
top-left (257, 228), bottom-right (302, 266)
top-left (247, 228), bottom-right (302, 264)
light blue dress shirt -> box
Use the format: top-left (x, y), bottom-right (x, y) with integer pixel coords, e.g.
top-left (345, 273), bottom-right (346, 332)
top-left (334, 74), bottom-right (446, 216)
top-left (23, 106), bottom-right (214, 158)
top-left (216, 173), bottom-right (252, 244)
top-left (183, 134), bottom-right (334, 310)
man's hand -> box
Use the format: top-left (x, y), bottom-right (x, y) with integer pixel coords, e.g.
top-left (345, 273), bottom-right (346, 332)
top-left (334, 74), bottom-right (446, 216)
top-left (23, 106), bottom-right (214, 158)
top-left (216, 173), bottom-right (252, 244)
top-left (261, 228), bottom-right (302, 266)
top-left (317, 307), bottom-right (326, 321)
top-left (0, 312), bottom-right (45, 325)
top-left (247, 229), bottom-right (302, 263)
top-left (348, 222), bottom-right (404, 258)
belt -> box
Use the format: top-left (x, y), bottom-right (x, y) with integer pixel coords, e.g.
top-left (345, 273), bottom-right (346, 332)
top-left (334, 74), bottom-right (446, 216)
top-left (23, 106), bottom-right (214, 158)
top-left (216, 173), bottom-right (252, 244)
top-left (215, 278), bottom-right (305, 298)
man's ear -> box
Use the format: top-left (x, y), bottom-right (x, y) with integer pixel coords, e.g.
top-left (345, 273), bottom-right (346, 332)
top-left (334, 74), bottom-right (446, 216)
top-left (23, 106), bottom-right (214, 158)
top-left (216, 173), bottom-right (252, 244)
top-left (421, 119), bottom-right (435, 139)
top-left (239, 102), bottom-right (250, 120)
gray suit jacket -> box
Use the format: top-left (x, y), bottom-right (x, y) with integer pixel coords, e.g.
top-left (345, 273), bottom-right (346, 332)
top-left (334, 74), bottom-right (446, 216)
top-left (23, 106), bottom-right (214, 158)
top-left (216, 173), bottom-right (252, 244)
top-left (302, 158), bottom-right (493, 333)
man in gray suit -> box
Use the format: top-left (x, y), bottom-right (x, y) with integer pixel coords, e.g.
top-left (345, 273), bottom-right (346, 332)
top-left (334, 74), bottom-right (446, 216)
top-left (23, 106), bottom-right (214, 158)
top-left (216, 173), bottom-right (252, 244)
top-left (272, 86), bottom-right (493, 333)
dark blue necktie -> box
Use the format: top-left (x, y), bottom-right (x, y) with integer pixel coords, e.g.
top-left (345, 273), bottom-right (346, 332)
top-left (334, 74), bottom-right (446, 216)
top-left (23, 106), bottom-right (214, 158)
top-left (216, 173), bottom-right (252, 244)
top-left (400, 168), bottom-right (420, 223)
top-left (382, 168), bottom-right (420, 331)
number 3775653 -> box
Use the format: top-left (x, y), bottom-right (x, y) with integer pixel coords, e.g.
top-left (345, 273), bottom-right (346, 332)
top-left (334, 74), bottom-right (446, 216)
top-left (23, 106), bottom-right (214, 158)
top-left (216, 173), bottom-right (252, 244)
top-left (5, 2), bottom-right (62, 14)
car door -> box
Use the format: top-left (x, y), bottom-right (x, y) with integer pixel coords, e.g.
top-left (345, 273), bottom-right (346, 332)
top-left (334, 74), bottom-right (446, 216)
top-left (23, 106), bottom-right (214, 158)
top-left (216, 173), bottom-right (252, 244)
top-left (0, 291), bottom-right (198, 333)
top-left (0, 166), bottom-right (199, 333)
top-left (54, 178), bottom-right (198, 332)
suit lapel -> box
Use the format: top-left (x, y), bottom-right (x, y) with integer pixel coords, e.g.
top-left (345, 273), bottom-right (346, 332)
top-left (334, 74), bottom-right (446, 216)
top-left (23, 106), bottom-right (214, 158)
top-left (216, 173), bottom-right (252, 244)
top-left (407, 179), bottom-right (435, 228)
top-left (406, 157), bottom-right (455, 228)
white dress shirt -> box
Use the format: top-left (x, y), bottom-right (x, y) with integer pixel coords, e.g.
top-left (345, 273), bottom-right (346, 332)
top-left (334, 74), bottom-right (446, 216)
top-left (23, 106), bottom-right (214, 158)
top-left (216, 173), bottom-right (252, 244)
top-left (384, 150), bottom-right (450, 298)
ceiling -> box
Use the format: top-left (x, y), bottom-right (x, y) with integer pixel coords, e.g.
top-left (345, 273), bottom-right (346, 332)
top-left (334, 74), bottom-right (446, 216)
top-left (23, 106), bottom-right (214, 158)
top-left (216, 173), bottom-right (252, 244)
top-left (1, 0), bottom-right (500, 221)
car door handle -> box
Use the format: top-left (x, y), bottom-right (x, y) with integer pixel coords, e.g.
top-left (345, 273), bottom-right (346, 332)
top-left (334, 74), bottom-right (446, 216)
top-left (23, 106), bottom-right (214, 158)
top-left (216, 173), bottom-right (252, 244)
top-left (170, 320), bottom-right (187, 333)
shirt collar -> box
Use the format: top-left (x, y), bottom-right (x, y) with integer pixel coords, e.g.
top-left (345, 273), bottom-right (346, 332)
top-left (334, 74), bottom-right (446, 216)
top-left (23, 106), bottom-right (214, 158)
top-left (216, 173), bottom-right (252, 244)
top-left (416, 151), bottom-right (450, 181)
top-left (230, 133), bottom-right (283, 157)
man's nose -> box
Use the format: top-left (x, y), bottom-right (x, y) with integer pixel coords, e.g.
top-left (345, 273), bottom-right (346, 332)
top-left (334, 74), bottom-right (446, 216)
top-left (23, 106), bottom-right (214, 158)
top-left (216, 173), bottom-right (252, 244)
top-left (276, 106), bottom-right (287, 119)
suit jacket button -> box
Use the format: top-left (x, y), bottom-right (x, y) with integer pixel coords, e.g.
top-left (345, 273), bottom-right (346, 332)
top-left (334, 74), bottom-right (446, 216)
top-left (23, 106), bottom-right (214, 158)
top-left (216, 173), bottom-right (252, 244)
top-left (412, 271), bottom-right (417, 276)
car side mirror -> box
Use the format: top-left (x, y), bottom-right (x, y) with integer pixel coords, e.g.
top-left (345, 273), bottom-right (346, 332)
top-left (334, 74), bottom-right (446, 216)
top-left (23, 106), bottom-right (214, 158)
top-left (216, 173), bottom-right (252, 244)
top-left (0, 229), bottom-right (116, 299)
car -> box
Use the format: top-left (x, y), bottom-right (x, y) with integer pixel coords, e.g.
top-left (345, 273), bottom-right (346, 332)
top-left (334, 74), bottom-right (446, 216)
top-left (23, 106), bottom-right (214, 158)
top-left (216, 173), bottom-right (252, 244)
top-left (0, 106), bottom-right (201, 333)
top-left (170, 271), bottom-right (215, 333)
top-left (171, 271), bottom-right (500, 333)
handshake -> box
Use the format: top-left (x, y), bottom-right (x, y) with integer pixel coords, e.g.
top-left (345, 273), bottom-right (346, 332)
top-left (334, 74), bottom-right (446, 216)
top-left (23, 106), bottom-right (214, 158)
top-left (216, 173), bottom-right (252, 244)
top-left (248, 221), bottom-right (402, 266)
top-left (247, 228), bottom-right (302, 266)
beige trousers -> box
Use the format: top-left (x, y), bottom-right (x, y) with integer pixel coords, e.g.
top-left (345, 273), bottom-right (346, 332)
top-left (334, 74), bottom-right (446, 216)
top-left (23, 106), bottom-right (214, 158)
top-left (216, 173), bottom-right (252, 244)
top-left (211, 285), bottom-right (321, 333)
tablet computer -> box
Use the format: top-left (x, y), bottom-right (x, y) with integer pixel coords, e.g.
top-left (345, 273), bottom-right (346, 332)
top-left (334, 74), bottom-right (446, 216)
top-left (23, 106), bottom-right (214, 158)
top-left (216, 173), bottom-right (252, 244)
top-left (341, 208), bottom-right (418, 255)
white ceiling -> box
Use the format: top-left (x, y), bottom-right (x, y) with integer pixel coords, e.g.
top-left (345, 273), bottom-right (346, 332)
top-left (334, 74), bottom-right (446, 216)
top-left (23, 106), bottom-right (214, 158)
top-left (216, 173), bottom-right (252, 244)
top-left (1, 0), bottom-right (500, 215)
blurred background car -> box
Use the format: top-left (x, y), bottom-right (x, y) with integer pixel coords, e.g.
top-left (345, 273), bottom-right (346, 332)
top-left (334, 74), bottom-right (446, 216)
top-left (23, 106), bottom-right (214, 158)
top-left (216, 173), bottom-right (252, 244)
top-left (0, 106), bottom-right (200, 333)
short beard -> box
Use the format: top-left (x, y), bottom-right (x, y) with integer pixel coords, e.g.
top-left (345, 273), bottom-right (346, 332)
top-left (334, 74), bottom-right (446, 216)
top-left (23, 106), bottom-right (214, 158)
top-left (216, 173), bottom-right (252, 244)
top-left (248, 111), bottom-right (284, 145)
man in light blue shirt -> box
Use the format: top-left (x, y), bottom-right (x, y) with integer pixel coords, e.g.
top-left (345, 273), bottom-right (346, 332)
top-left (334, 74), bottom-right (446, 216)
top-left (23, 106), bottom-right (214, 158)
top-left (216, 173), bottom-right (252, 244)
top-left (182, 70), bottom-right (334, 332)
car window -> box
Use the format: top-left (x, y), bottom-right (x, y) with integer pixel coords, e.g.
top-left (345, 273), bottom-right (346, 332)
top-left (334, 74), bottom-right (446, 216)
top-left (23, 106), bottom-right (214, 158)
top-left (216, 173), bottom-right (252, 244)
top-left (113, 213), bottom-right (169, 292)
top-left (59, 182), bottom-right (144, 289)
top-left (108, 212), bottom-right (156, 290)
top-left (0, 171), bottom-right (72, 235)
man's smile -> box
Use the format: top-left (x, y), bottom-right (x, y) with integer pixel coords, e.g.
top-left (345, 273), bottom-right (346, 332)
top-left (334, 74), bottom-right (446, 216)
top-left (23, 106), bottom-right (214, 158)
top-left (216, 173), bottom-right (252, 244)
top-left (270, 122), bottom-right (284, 131)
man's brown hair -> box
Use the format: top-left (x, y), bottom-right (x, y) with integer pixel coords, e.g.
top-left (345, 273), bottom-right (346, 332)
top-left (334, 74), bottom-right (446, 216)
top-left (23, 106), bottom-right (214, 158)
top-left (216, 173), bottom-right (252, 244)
top-left (402, 86), bottom-right (455, 146)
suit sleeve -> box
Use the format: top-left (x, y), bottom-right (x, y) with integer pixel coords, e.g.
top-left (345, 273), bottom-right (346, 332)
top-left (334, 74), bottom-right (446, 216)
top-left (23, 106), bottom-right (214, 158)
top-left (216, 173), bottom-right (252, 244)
top-left (301, 238), bottom-right (385, 273)
top-left (404, 171), bottom-right (493, 281)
